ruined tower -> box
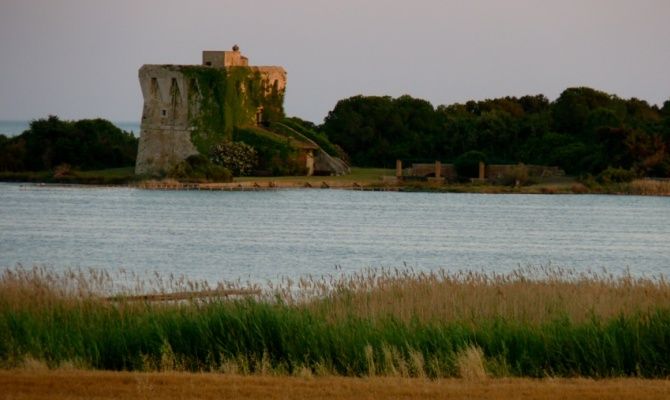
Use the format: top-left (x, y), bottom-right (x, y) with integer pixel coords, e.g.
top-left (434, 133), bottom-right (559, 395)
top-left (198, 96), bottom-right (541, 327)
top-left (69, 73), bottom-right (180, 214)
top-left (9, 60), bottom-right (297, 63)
top-left (135, 46), bottom-right (287, 176)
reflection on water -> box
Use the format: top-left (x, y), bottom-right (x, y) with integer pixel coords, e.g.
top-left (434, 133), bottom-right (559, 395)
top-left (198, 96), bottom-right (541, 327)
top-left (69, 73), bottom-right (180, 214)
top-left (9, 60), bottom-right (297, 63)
top-left (0, 183), bottom-right (668, 283)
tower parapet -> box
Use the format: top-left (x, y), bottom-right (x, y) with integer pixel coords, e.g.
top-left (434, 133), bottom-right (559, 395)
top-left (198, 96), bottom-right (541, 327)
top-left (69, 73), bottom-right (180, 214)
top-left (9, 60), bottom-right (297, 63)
top-left (202, 45), bottom-right (249, 67)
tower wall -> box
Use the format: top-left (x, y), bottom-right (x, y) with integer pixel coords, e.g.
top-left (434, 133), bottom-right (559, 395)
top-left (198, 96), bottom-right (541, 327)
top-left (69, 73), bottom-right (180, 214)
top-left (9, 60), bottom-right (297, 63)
top-left (135, 65), bottom-right (198, 175)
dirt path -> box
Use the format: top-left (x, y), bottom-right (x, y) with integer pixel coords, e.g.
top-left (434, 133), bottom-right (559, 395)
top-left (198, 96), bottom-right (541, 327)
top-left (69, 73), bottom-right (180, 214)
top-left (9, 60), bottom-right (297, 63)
top-left (2, 370), bottom-right (669, 400)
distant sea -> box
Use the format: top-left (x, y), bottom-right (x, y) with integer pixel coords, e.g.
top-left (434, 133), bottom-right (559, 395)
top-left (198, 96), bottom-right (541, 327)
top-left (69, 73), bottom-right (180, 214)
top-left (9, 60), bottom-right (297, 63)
top-left (0, 120), bottom-right (141, 137)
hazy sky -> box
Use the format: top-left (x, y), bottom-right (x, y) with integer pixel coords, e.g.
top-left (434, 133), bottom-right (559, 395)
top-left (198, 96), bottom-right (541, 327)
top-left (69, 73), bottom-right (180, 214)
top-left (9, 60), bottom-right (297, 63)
top-left (1, 0), bottom-right (669, 123)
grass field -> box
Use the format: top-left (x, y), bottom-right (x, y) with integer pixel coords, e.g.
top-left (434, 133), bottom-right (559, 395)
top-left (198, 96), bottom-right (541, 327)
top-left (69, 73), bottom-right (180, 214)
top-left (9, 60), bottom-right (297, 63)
top-left (3, 370), bottom-right (670, 400)
top-left (2, 266), bottom-right (670, 379)
top-left (235, 167), bottom-right (394, 185)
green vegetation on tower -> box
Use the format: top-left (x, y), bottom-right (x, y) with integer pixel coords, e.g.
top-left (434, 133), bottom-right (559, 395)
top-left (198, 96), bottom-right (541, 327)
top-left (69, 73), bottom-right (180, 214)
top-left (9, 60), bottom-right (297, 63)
top-left (180, 66), bottom-right (285, 155)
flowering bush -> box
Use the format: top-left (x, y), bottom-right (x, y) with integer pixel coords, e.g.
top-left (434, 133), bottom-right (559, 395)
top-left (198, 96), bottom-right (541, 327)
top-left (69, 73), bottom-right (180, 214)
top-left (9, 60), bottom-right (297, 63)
top-left (210, 140), bottom-right (258, 176)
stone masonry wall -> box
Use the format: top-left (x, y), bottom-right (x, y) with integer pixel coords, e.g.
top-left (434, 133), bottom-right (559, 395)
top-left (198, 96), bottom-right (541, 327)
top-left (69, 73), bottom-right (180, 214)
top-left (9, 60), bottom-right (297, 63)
top-left (135, 65), bottom-right (198, 175)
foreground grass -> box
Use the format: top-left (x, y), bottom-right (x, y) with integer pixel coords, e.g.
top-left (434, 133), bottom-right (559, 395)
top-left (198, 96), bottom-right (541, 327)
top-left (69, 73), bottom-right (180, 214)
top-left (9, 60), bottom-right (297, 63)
top-left (1, 266), bottom-right (670, 378)
top-left (3, 370), bottom-right (670, 400)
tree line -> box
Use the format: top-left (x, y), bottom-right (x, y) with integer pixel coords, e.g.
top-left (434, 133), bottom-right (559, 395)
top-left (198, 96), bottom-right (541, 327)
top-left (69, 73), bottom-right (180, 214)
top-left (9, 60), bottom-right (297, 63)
top-left (321, 87), bottom-right (670, 177)
top-left (2, 87), bottom-right (669, 180)
top-left (0, 116), bottom-right (138, 172)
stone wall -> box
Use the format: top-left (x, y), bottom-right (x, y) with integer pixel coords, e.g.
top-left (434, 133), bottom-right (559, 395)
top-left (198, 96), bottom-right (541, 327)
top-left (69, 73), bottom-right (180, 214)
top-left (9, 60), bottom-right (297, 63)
top-left (405, 162), bottom-right (564, 182)
top-left (409, 163), bottom-right (457, 180)
top-left (486, 164), bottom-right (565, 180)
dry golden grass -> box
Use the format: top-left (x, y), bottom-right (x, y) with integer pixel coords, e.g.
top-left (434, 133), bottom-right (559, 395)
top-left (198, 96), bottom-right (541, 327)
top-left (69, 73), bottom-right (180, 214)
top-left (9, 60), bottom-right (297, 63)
top-left (4, 265), bottom-right (670, 325)
top-left (455, 346), bottom-right (488, 380)
top-left (570, 183), bottom-right (590, 193)
top-left (136, 178), bottom-right (183, 189)
top-left (295, 266), bottom-right (670, 324)
top-left (0, 265), bottom-right (257, 303)
top-left (629, 179), bottom-right (670, 196)
top-left (1, 370), bottom-right (669, 400)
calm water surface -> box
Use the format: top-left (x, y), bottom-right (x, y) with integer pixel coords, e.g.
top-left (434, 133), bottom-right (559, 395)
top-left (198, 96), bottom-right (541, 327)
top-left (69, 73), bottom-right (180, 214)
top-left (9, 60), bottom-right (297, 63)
top-left (1, 183), bottom-right (669, 283)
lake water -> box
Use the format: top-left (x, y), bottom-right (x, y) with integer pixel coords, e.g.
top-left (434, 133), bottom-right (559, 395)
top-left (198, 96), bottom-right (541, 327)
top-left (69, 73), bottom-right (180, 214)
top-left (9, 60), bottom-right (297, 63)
top-left (0, 183), bottom-right (669, 284)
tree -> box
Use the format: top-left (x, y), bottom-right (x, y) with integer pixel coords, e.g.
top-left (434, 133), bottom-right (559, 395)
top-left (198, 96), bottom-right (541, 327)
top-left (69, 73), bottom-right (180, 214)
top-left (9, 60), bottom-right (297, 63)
top-left (0, 115), bottom-right (138, 172)
top-left (319, 88), bottom-right (666, 177)
top-left (454, 151), bottom-right (487, 179)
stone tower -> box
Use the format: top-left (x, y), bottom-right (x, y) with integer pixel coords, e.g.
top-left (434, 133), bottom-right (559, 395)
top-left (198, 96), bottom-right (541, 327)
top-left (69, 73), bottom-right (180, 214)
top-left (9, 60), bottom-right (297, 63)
top-left (135, 46), bottom-right (287, 176)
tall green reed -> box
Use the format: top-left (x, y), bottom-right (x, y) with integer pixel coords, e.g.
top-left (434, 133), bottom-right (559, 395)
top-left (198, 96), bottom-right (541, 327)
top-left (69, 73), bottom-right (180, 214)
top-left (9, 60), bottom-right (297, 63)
top-left (1, 266), bottom-right (669, 377)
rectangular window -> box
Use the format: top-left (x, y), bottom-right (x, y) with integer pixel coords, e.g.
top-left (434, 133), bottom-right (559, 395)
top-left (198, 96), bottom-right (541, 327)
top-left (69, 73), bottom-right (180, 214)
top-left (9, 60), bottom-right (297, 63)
top-left (161, 109), bottom-right (167, 117)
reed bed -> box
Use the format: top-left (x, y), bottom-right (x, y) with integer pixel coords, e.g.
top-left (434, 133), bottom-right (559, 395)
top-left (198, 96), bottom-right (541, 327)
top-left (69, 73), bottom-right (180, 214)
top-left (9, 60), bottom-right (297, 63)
top-left (298, 266), bottom-right (670, 324)
top-left (1, 265), bottom-right (670, 378)
top-left (628, 179), bottom-right (670, 196)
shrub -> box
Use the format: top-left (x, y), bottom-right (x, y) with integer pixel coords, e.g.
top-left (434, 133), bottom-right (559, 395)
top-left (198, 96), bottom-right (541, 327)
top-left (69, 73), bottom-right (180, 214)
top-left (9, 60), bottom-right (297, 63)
top-left (454, 151), bottom-right (487, 179)
top-left (501, 163), bottom-right (530, 186)
top-left (598, 167), bottom-right (637, 184)
top-left (168, 154), bottom-right (232, 182)
top-left (571, 183), bottom-right (589, 194)
top-left (52, 163), bottom-right (73, 178)
top-left (210, 140), bottom-right (258, 176)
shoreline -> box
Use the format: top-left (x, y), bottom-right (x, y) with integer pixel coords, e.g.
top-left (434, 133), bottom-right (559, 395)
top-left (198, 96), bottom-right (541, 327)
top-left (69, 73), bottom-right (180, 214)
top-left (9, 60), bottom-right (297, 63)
top-left (4, 178), bottom-right (669, 196)
top-left (1, 166), bottom-right (669, 195)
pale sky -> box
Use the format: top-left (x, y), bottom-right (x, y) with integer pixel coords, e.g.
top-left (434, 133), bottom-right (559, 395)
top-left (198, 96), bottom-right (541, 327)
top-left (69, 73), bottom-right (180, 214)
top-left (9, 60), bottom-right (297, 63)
top-left (1, 0), bottom-right (669, 124)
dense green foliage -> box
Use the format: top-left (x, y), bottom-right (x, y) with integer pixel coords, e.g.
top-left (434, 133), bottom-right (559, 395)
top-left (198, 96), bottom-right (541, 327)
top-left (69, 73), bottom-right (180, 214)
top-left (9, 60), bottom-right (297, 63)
top-left (0, 116), bottom-right (138, 172)
top-left (233, 127), bottom-right (306, 176)
top-left (454, 151), bottom-right (487, 179)
top-left (0, 168), bottom-right (136, 185)
top-left (2, 297), bottom-right (669, 377)
top-left (275, 117), bottom-right (344, 159)
top-left (209, 140), bottom-right (258, 176)
top-left (322, 88), bottom-right (670, 176)
top-left (168, 154), bottom-right (232, 182)
top-left (181, 66), bottom-right (284, 154)
top-left (177, 66), bottom-right (298, 177)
